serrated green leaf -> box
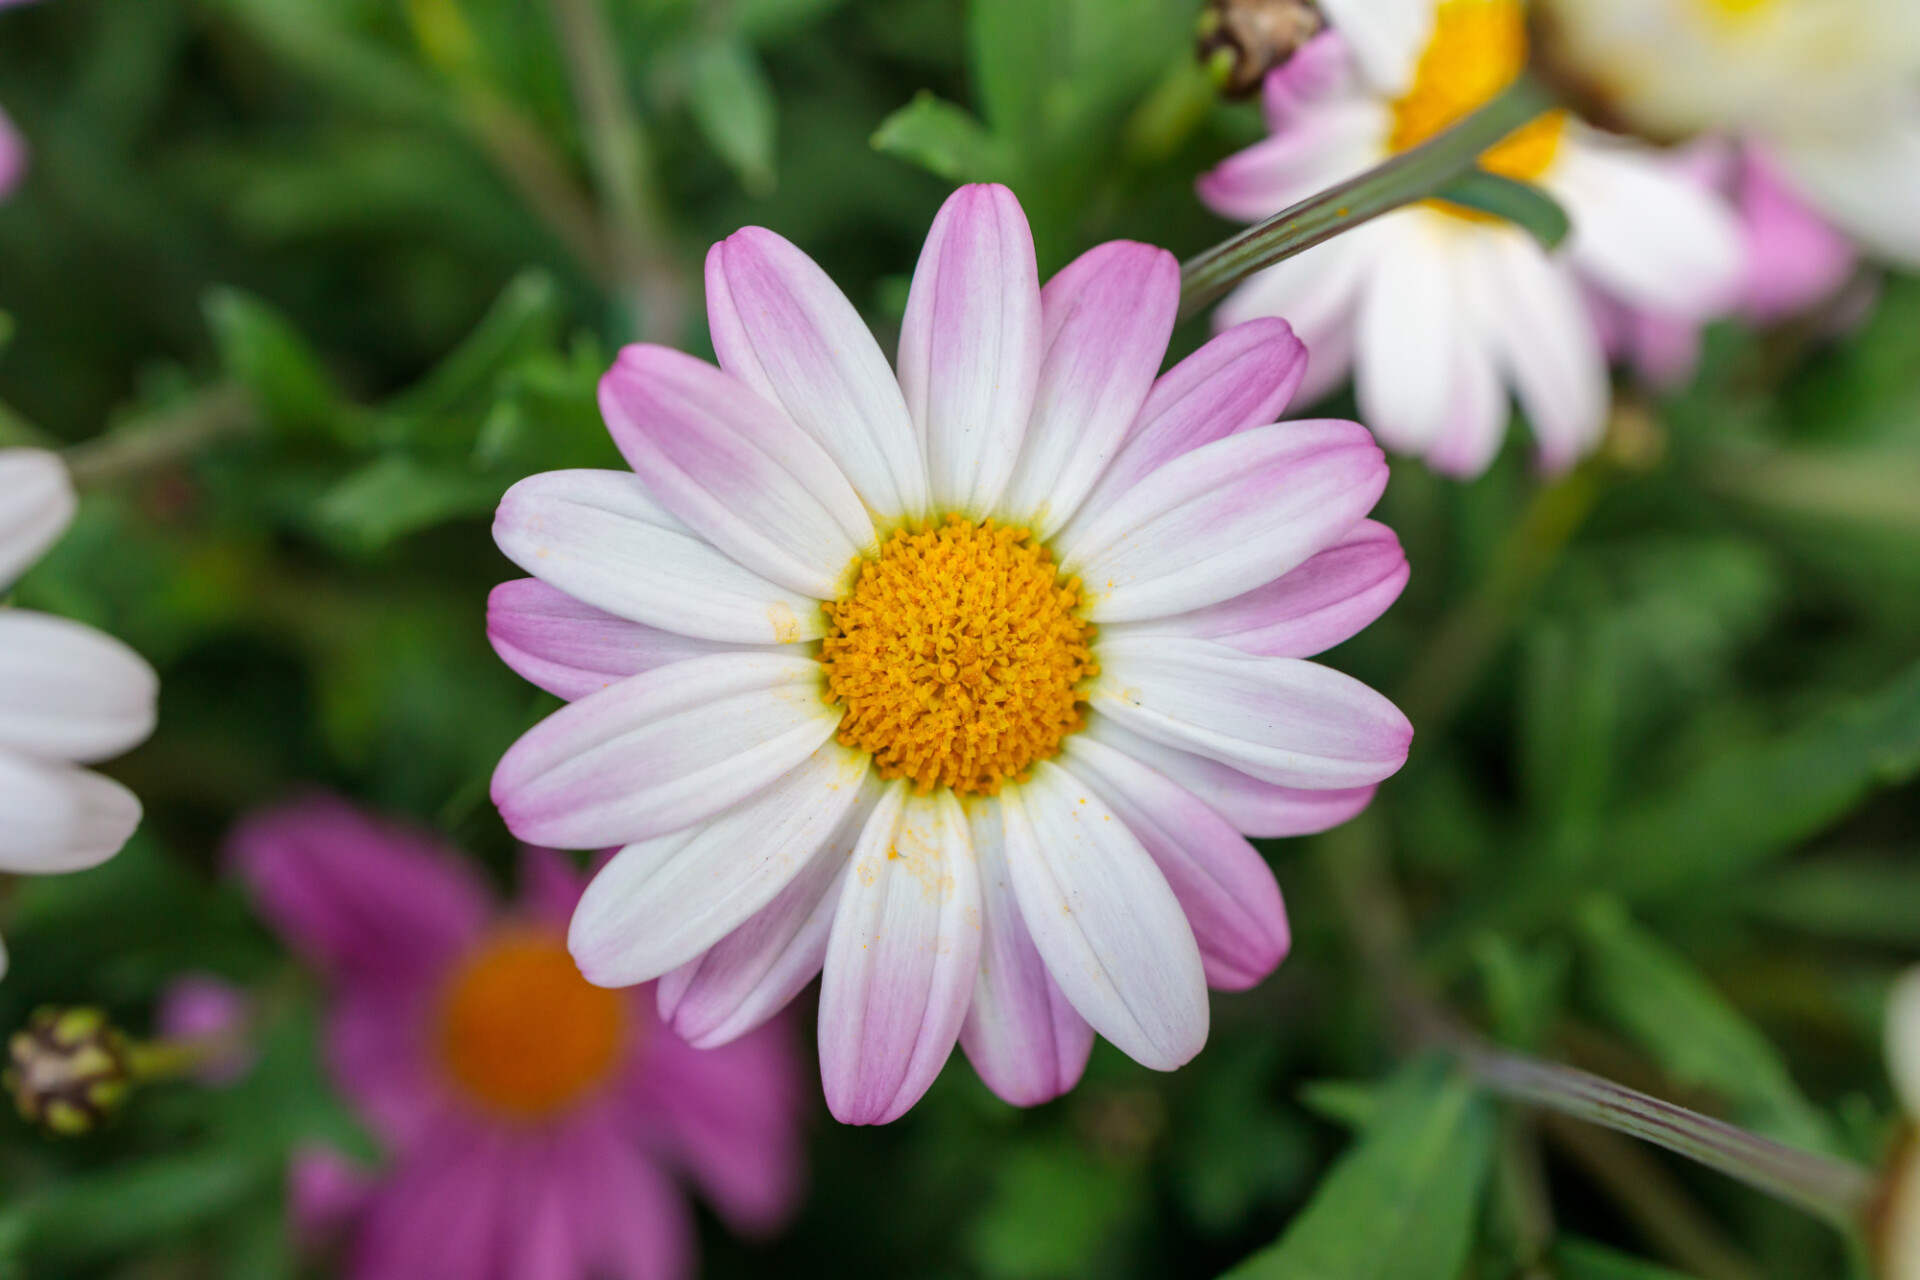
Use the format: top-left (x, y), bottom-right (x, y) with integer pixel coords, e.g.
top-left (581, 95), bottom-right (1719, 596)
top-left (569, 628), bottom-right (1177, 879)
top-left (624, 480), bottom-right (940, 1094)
top-left (688, 38), bottom-right (780, 197)
top-left (872, 91), bottom-right (1008, 184)
top-left (1223, 1058), bottom-right (1495, 1280)
top-left (1577, 897), bottom-right (1837, 1154)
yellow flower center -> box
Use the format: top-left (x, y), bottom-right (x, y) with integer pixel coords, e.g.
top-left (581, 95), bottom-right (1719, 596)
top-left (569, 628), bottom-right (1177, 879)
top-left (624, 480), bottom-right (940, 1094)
top-left (820, 515), bottom-right (1097, 797)
top-left (1390, 0), bottom-right (1567, 199)
top-left (437, 928), bottom-right (628, 1117)
top-left (1699, 0), bottom-right (1775, 16)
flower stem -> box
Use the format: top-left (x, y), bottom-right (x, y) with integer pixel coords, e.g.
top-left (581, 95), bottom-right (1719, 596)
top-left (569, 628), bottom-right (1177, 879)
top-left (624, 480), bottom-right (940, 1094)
top-left (1461, 1042), bottom-right (1878, 1231)
top-left (1176, 74), bottom-right (1557, 321)
top-left (63, 383), bottom-right (259, 488)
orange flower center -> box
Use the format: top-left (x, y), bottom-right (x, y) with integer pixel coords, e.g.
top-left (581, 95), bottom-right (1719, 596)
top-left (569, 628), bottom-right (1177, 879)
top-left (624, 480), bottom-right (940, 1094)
top-left (1390, 0), bottom-right (1567, 204)
top-left (820, 515), bottom-right (1097, 796)
top-left (437, 928), bottom-right (628, 1117)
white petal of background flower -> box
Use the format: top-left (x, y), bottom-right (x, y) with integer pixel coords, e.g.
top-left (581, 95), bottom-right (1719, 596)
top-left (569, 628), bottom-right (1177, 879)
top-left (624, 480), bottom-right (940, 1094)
top-left (0, 750), bottom-right (143, 875)
top-left (0, 612), bottom-right (159, 762)
top-left (0, 449), bottom-right (75, 590)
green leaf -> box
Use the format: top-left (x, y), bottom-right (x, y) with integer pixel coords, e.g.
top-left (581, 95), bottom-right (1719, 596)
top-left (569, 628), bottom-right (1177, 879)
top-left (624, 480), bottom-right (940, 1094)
top-left (0, 1150), bottom-right (270, 1265)
top-left (1432, 170), bottom-right (1570, 249)
top-left (688, 38), bottom-right (780, 197)
top-left (1577, 897), bottom-right (1837, 1154)
top-left (967, 1140), bottom-right (1147, 1279)
top-left (1738, 855), bottom-right (1920, 945)
top-left (1223, 1058), bottom-right (1496, 1280)
top-left (734, 0), bottom-right (852, 41)
top-left (202, 288), bottom-right (349, 440)
top-left (1552, 1237), bottom-right (1700, 1280)
top-left (314, 454), bottom-right (504, 551)
top-left (872, 91), bottom-right (1009, 184)
top-left (376, 270), bottom-right (562, 430)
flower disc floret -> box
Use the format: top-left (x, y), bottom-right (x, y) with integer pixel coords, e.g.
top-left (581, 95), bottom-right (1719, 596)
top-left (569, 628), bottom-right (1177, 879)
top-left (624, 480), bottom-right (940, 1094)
top-left (820, 515), bottom-right (1096, 796)
top-left (1391, 0), bottom-right (1567, 192)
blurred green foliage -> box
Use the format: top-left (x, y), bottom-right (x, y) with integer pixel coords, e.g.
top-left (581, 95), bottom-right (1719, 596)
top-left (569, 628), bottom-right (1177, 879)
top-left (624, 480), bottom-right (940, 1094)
top-left (0, 0), bottom-right (1916, 1277)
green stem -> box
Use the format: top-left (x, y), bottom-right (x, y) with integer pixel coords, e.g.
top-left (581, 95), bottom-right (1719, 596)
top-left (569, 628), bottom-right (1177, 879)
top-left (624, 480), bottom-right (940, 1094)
top-left (1177, 74), bottom-right (1557, 321)
top-left (63, 383), bottom-right (259, 488)
top-left (546, 0), bottom-right (686, 343)
top-left (1462, 1043), bottom-right (1877, 1231)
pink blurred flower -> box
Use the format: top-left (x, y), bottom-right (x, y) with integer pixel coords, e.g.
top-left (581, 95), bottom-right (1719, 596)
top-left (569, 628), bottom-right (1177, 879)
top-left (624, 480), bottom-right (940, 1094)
top-left (233, 794), bottom-right (808, 1280)
top-left (156, 973), bottom-right (255, 1086)
top-left (485, 181), bottom-right (1410, 1125)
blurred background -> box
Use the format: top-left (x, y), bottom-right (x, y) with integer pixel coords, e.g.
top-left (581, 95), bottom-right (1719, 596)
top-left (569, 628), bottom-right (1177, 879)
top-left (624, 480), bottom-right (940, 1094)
top-left (0, 0), bottom-right (1918, 1276)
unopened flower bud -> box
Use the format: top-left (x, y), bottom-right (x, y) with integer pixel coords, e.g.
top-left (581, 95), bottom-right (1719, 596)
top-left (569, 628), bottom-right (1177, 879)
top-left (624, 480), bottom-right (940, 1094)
top-left (1197, 0), bottom-right (1324, 99)
top-left (5, 1007), bottom-right (134, 1136)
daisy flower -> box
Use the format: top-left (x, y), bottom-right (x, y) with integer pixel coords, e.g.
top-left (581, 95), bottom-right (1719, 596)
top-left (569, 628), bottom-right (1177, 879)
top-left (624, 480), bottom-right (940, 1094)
top-left (234, 795), bottom-right (807, 1280)
top-left (1538, 0), bottom-right (1920, 269)
top-left (487, 183), bottom-right (1412, 1124)
top-left (0, 449), bottom-right (157, 975)
top-left (1196, 0), bottom-right (1745, 477)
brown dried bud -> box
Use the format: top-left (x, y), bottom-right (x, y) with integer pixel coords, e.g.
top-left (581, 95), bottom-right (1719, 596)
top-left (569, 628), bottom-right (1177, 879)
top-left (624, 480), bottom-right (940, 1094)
top-left (1197, 0), bottom-right (1326, 99)
top-left (5, 1007), bottom-right (134, 1136)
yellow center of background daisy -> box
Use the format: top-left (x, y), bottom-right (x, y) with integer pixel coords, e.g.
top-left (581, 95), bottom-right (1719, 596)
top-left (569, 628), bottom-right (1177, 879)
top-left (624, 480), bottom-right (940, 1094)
top-left (1391, 0), bottom-right (1567, 186)
top-left (820, 515), bottom-right (1097, 796)
top-left (438, 928), bottom-right (628, 1116)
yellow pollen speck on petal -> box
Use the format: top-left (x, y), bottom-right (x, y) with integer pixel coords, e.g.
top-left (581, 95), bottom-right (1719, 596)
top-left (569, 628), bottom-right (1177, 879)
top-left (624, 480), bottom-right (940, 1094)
top-left (1391, 0), bottom-right (1567, 197)
top-left (438, 928), bottom-right (627, 1118)
top-left (819, 514), bottom-right (1097, 797)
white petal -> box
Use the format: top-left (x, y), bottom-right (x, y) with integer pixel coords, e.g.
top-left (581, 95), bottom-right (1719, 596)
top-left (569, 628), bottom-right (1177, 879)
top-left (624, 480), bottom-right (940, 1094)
top-left (1314, 0), bottom-right (1434, 93)
top-left (1092, 635), bottom-right (1411, 790)
top-left (0, 750), bottom-right (142, 874)
top-left (819, 785), bottom-right (983, 1125)
top-left (0, 612), bottom-right (158, 762)
top-left (568, 741), bottom-right (870, 987)
top-left (1777, 114), bottom-right (1920, 268)
top-left (1889, 967), bottom-right (1920, 1119)
top-left (1354, 215), bottom-right (1467, 455)
top-left (0, 449), bottom-right (74, 591)
top-left (493, 469), bottom-right (826, 645)
top-left (1474, 231), bottom-right (1610, 472)
top-left (999, 762), bottom-right (1208, 1071)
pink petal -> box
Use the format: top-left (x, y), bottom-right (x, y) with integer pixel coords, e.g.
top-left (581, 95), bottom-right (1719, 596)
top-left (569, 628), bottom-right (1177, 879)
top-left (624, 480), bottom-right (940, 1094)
top-left (1261, 30), bottom-right (1357, 127)
top-left (706, 227), bottom-right (928, 519)
top-left (1062, 419), bottom-right (1388, 624)
top-left (1196, 98), bottom-right (1382, 222)
top-left (490, 652), bottom-right (839, 849)
top-left (488, 578), bottom-right (772, 702)
top-left (1063, 737), bottom-right (1289, 991)
top-left (1107, 519), bottom-right (1406, 658)
top-left (572, 1129), bottom-right (695, 1280)
top-left (0, 105), bottom-right (24, 203)
top-left (1738, 143), bottom-right (1857, 322)
top-left (493, 469), bottom-right (826, 645)
top-left (569, 742), bottom-right (870, 987)
top-left (657, 779), bottom-right (879, 1048)
top-left (1001, 240), bottom-right (1179, 537)
top-left (229, 793), bottom-right (489, 985)
top-left (818, 785), bottom-right (981, 1125)
top-left (288, 1144), bottom-right (376, 1244)
top-left (1092, 635), bottom-right (1411, 790)
top-left (599, 345), bottom-right (874, 598)
top-left (634, 1012), bottom-right (809, 1235)
top-left (349, 1124), bottom-right (514, 1280)
top-left (1086, 713), bottom-right (1378, 838)
top-left (1074, 319), bottom-right (1308, 525)
top-left (897, 183), bottom-right (1043, 516)
top-left (999, 763), bottom-right (1209, 1071)
top-left (958, 797), bottom-right (1094, 1107)
top-left (516, 843), bottom-right (586, 925)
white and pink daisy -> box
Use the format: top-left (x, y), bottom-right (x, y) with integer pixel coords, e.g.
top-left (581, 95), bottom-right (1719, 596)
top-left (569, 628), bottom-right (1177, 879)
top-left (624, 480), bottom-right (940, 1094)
top-left (235, 795), bottom-right (807, 1280)
top-left (0, 449), bottom-right (157, 975)
top-left (1539, 0), bottom-right (1920, 272)
top-left (486, 183), bottom-right (1413, 1124)
top-left (1197, 0), bottom-right (1746, 477)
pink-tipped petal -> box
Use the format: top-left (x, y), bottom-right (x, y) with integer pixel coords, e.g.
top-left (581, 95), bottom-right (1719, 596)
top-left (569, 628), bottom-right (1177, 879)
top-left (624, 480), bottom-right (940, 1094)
top-left (569, 742), bottom-right (869, 987)
top-left (599, 345), bottom-right (875, 598)
top-left (657, 778), bottom-right (879, 1048)
top-left (706, 228), bottom-right (928, 519)
top-left (0, 611), bottom-right (158, 762)
top-left (491, 652), bottom-right (838, 850)
top-left (1063, 737), bottom-right (1289, 991)
top-left (897, 184), bottom-right (1043, 517)
top-left (1002, 241), bottom-right (1180, 537)
top-left (635, 1014), bottom-right (808, 1235)
top-left (1738, 143), bottom-right (1858, 321)
top-left (0, 449), bottom-right (73, 590)
top-left (229, 794), bottom-right (490, 985)
top-left (818, 785), bottom-right (982, 1125)
top-left (493, 470), bottom-right (826, 646)
top-left (1197, 98), bottom-right (1383, 222)
top-left (1000, 763), bottom-right (1209, 1071)
top-left (1093, 635), bottom-right (1411, 790)
top-left (958, 797), bottom-right (1095, 1107)
top-left (1085, 713), bottom-right (1379, 838)
top-left (1077, 319), bottom-right (1309, 524)
top-left (1062, 420), bottom-right (1387, 624)
top-left (1213, 231), bottom-right (1374, 405)
top-left (488, 578), bottom-right (772, 702)
top-left (1261, 30), bottom-right (1358, 127)
top-left (1105, 520), bottom-right (1406, 658)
